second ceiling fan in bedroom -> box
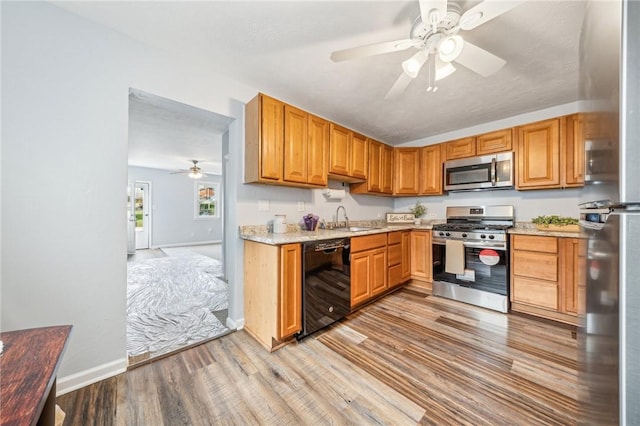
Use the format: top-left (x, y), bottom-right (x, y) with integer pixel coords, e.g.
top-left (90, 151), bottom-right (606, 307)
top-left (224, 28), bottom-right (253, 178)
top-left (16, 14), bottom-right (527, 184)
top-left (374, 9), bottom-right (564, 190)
top-left (331, 0), bottom-right (524, 98)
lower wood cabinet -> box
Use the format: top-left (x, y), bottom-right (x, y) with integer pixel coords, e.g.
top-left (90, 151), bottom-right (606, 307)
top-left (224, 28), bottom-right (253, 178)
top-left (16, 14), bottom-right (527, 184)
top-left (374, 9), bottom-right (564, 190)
top-left (244, 241), bottom-right (301, 351)
top-left (388, 231), bottom-right (411, 288)
top-left (410, 230), bottom-right (432, 284)
top-left (351, 234), bottom-right (388, 308)
top-left (510, 234), bottom-right (584, 325)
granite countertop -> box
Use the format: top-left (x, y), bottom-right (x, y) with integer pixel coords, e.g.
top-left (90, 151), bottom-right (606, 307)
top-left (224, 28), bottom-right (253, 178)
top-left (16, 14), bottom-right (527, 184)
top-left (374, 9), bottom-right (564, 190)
top-left (239, 221), bottom-right (437, 245)
top-left (509, 222), bottom-right (588, 238)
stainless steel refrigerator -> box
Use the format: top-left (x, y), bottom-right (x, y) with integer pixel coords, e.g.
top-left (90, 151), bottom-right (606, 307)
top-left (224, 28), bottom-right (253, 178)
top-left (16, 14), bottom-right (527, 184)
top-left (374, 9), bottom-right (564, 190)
top-left (578, 0), bottom-right (640, 424)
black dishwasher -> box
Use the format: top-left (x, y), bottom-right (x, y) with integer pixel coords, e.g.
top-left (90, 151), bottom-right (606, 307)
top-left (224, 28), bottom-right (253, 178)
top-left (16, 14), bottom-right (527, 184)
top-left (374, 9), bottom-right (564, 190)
top-left (297, 238), bottom-right (351, 339)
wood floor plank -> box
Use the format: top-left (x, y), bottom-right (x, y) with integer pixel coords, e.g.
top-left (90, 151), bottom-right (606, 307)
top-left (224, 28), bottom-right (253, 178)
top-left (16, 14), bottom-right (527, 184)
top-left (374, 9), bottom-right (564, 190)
top-left (58, 287), bottom-right (579, 425)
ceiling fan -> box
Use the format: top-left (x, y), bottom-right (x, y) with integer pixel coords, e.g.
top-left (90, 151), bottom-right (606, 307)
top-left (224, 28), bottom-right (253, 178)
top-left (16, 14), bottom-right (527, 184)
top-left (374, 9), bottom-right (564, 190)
top-left (170, 160), bottom-right (206, 179)
top-left (330, 0), bottom-right (524, 98)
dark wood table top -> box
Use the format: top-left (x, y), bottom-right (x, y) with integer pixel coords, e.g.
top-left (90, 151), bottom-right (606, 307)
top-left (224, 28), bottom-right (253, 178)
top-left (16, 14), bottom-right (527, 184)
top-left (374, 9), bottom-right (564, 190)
top-left (0, 325), bottom-right (72, 426)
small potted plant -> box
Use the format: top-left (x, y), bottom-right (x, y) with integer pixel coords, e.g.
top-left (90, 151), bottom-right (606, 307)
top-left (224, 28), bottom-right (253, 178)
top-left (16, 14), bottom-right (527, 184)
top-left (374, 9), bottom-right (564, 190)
top-left (410, 202), bottom-right (426, 224)
top-left (532, 215), bottom-right (580, 232)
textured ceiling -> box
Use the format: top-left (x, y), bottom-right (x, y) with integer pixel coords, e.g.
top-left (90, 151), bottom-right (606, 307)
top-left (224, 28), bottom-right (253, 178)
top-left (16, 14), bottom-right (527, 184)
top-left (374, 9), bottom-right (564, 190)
top-left (56, 0), bottom-right (586, 148)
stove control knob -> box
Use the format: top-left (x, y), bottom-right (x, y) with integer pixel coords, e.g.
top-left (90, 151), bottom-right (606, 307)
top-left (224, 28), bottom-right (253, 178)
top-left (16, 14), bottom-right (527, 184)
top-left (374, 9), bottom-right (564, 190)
top-left (480, 234), bottom-right (486, 239)
top-left (462, 233), bottom-right (468, 238)
top-left (439, 232), bottom-right (445, 237)
top-left (445, 232), bottom-right (451, 237)
top-left (488, 235), bottom-right (495, 240)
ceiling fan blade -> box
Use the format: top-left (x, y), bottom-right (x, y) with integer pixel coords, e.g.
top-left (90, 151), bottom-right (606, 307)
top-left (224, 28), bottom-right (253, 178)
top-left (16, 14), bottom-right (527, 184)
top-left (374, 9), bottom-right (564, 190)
top-left (454, 41), bottom-right (506, 77)
top-left (459, 0), bottom-right (524, 31)
top-left (419, 0), bottom-right (448, 28)
top-left (385, 72), bottom-right (413, 100)
top-left (330, 39), bottom-right (415, 62)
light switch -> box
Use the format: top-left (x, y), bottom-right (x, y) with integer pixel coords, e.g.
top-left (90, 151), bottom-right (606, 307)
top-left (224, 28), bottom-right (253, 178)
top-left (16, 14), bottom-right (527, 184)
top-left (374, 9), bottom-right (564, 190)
top-left (297, 201), bottom-right (305, 212)
top-left (258, 200), bottom-right (270, 211)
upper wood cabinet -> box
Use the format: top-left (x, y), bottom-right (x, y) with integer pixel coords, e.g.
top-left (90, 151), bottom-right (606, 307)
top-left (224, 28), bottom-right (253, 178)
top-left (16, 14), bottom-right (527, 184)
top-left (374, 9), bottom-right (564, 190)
top-left (563, 113), bottom-right (585, 187)
top-left (328, 125), bottom-right (367, 182)
top-left (351, 139), bottom-right (393, 195)
top-left (516, 115), bottom-right (585, 190)
top-left (394, 148), bottom-right (420, 195)
top-left (476, 128), bottom-right (513, 156)
top-left (516, 118), bottom-right (562, 189)
top-left (245, 94), bottom-right (284, 183)
top-left (245, 93), bottom-right (328, 188)
top-left (307, 114), bottom-right (330, 187)
top-left (444, 137), bottom-right (476, 160)
top-left (419, 144), bottom-right (443, 195)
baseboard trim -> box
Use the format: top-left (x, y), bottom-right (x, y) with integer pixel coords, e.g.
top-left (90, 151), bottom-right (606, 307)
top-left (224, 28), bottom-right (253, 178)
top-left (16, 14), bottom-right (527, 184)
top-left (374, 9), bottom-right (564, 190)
top-left (227, 317), bottom-right (244, 330)
top-left (57, 358), bottom-right (127, 396)
top-left (151, 240), bottom-right (222, 249)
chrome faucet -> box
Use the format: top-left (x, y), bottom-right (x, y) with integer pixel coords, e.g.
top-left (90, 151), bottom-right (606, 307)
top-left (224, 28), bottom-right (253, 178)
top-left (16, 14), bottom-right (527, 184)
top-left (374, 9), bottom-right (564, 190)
top-left (336, 205), bottom-right (349, 228)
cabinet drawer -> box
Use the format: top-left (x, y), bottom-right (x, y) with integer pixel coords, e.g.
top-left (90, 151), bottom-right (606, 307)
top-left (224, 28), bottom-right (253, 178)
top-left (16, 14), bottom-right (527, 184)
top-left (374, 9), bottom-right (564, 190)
top-left (388, 264), bottom-right (403, 288)
top-left (388, 244), bottom-right (402, 266)
top-left (351, 233), bottom-right (387, 252)
top-left (512, 276), bottom-right (558, 310)
top-left (512, 235), bottom-right (558, 253)
top-left (513, 251), bottom-right (558, 281)
top-left (387, 231), bottom-right (402, 245)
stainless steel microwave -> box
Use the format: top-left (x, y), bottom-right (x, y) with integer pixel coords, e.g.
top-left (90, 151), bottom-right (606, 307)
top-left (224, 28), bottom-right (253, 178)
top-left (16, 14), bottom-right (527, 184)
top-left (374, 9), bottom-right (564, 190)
top-left (444, 152), bottom-right (514, 192)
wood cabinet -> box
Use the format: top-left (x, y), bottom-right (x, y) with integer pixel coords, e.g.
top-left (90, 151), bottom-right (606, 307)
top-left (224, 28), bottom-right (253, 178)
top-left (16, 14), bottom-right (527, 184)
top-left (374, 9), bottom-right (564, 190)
top-left (476, 128), bottom-right (513, 155)
top-left (510, 234), bottom-right (583, 325)
top-left (245, 93), bottom-right (328, 188)
top-left (419, 144), bottom-right (443, 195)
top-left (328, 125), bottom-right (368, 181)
top-left (394, 148), bottom-right (420, 195)
top-left (351, 234), bottom-right (388, 308)
top-left (388, 231), bottom-right (411, 288)
top-left (244, 241), bottom-right (302, 351)
top-left (444, 137), bottom-right (476, 160)
top-left (410, 230), bottom-right (432, 284)
top-left (515, 115), bottom-right (585, 190)
top-left (351, 139), bottom-right (393, 195)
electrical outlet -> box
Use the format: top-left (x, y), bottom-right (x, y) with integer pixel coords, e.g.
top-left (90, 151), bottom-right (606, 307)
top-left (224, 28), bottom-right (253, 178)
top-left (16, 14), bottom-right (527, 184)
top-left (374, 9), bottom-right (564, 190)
top-left (297, 201), bottom-right (305, 212)
top-left (258, 200), bottom-right (270, 211)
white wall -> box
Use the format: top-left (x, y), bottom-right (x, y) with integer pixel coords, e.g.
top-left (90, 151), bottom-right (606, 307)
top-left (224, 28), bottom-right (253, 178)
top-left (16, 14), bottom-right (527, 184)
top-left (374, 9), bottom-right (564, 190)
top-left (1, 1), bottom-right (255, 389)
top-left (128, 167), bottom-right (223, 246)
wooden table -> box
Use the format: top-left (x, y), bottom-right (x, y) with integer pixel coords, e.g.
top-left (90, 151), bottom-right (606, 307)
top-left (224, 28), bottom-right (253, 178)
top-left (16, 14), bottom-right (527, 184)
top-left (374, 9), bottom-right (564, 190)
top-left (1, 325), bottom-right (72, 426)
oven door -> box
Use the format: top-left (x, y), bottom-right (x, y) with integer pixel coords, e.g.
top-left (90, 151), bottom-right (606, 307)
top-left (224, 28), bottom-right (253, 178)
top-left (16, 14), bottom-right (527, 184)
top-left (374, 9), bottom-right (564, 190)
top-left (432, 240), bottom-right (509, 295)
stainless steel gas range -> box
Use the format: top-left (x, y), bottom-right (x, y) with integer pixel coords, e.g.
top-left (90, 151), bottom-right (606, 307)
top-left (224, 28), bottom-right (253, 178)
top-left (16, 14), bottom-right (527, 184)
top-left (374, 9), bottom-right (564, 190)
top-left (431, 205), bottom-right (514, 313)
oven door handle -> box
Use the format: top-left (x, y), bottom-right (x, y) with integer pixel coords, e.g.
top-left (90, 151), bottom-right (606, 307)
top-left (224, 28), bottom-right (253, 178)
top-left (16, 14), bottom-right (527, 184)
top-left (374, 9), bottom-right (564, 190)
top-left (432, 240), bottom-right (506, 250)
top-left (490, 157), bottom-right (497, 186)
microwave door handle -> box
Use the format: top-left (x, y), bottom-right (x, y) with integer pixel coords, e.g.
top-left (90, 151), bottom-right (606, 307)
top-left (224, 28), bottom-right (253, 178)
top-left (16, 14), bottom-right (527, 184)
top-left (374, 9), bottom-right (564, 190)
top-left (490, 157), bottom-right (497, 186)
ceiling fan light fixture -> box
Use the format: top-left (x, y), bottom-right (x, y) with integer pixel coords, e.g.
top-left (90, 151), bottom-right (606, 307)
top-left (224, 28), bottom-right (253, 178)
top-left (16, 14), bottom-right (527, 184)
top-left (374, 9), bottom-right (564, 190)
top-left (188, 168), bottom-right (203, 179)
top-left (437, 35), bottom-right (464, 62)
top-left (401, 51), bottom-right (427, 78)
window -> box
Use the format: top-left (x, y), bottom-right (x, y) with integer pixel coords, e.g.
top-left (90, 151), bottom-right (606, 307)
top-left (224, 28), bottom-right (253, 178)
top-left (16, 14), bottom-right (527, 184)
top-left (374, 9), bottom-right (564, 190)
top-left (195, 181), bottom-right (220, 219)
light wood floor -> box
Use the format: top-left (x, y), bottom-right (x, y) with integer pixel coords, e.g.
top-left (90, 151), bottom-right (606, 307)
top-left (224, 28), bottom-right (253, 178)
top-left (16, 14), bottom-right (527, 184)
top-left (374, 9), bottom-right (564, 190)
top-left (57, 283), bottom-right (578, 425)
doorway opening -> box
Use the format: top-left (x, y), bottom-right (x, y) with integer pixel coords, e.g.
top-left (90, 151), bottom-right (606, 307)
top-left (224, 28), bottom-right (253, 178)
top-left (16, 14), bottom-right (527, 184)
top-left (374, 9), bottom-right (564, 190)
top-left (126, 88), bottom-right (234, 366)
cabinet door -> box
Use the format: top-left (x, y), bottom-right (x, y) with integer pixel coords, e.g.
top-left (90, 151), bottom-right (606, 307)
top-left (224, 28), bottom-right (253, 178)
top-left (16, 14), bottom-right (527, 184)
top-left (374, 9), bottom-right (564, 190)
top-left (329, 124), bottom-right (351, 176)
top-left (445, 137), bottom-right (476, 160)
top-left (367, 139), bottom-right (382, 192)
top-left (351, 132), bottom-right (368, 179)
top-left (283, 105), bottom-right (308, 184)
top-left (394, 148), bottom-right (420, 195)
top-left (559, 238), bottom-right (583, 315)
top-left (381, 144), bottom-right (394, 194)
top-left (278, 244), bottom-right (301, 339)
top-left (516, 118), bottom-right (561, 189)
top-left (564, 114), bottom-right (585, 187)
top-left (401, 231), bottom-right (411, 281)
top-left (371, 247), bottom-right (388, 296)
top-left (419, 144), bottom-right (443, 195)
top-left (307, 114), bottom-right (329, 186)
top-left (410, 231), bottom-right (432, 281)
top-left (351, 252), bottom-right (371, 307)
top-left (476, 128), bottom-right (513, 155)
top-left (259, 95), bottom-right (284, 181)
